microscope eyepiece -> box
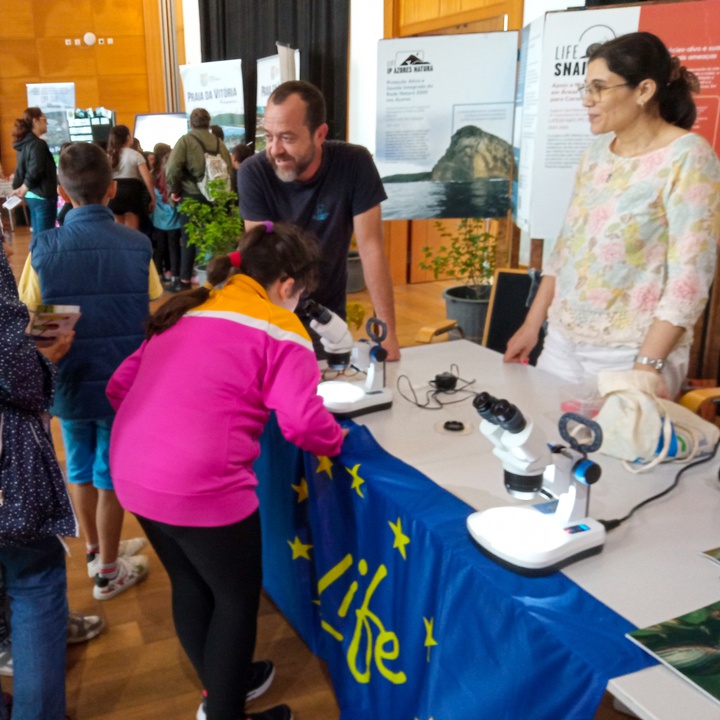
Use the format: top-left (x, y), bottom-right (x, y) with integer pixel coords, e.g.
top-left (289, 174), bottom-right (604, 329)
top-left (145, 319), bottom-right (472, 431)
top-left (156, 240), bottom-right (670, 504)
top-left (491, 400), bottom-right (527, 434)
top-left (473, 392), bottom-right (498, 421)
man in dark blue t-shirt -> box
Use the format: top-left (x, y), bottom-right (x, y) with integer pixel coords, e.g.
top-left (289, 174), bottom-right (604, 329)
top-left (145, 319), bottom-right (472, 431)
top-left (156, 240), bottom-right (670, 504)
top-left (237, 81), bottom-right (400, 360)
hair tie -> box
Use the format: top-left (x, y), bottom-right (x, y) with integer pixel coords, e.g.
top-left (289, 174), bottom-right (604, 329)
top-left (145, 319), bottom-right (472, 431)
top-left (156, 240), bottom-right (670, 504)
top-left (261, 220), bottom-right (274, 233)
top-left (669, 56), bottom-right (700, 93)
top-left (203, 281), bottom-right (214, 290)
top-left (228, 251), bottom-right (242, 268)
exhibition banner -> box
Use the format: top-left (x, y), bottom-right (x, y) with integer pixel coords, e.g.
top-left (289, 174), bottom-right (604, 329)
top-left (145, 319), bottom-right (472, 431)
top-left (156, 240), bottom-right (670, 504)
top-left (26, 82), bottom-right (75, 155)
top-left (375, 33), bottom-right (518, 220)
top-left (526, 0), bottom-right (720, 245)
top-left (179, 59), bottom-right (244, 149)
top-left (256, 417), bottom-right (655, 719)
top-left (255, 50), bottom-right (300, 152)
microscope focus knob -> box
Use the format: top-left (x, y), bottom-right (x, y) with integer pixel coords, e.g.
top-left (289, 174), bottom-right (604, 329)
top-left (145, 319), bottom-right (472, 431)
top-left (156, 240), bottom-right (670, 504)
top-left (370, 345), bottom-right (387, 362)
top-left (572, 459), bottom-right (601, 485)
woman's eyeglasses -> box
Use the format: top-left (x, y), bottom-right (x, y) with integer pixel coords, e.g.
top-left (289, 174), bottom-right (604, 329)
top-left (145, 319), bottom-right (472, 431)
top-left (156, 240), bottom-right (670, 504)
top-left (577, 82), bottom-right (630, 101)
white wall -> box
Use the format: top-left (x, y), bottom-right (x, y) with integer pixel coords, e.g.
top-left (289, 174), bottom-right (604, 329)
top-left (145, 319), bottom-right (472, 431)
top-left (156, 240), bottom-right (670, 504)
top-left (348, 0), bottom-right (384, 153)
top-left (182, 0), bottom-right (202, 65)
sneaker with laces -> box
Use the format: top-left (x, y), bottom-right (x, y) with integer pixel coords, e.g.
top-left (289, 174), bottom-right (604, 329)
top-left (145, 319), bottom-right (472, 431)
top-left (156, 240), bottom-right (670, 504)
top-left (93, 555), bottom-right (149, 600)
top-left (195, 660), bottom-right (276, 719)
top-left (87, 537), bottom-right (148, 578)
top-left (67, 611), bottom-right (105, 644)
top-left (246, 660), bottom-right (275, 702)
top-left (0, 641), bottom-right (12, 677)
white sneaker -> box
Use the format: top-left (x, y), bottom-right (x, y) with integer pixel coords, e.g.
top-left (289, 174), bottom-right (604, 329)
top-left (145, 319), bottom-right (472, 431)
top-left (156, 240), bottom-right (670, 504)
top-left (0, 641), bottom-right (12, 677)
top-left (93, 555), bottom-right (149, 600)
top-left (87, 537), bottom-right (148, 578)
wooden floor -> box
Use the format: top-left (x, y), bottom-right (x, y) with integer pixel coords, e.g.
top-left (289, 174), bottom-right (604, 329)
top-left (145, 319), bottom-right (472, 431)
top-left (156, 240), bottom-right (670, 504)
top-left (4, 224), bottom-right (631, 719)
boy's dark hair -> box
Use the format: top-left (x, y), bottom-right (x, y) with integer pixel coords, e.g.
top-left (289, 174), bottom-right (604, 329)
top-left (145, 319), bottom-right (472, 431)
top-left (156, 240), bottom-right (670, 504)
top-left (145, 222), bottom-right (320, 339)
top-left (210, 124), bottom-right (224, 140)
top-left (59, 142), bottom-right (113, 205)
top-left (189, 108), bottom-right (211, 129)
top-left (269, 81), bottom-right (326, 134)
top-left (232, 143), bottom-right (253, 165)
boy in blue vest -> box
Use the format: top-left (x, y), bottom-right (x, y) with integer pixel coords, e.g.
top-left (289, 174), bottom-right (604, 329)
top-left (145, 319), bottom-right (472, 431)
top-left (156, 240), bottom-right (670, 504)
top-left (19, 142), bottom-right (164, 601)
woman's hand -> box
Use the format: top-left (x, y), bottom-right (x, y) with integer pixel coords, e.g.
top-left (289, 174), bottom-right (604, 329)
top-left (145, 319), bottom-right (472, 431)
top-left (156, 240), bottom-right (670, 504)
top-left (37, 331), bottom-right (75, 364)
top-left (11, 183), bottom-right (28, 198)
top-left (504, 323), bottom-right (540, 364)
top-left (148, 196), bottom-right (156, 213)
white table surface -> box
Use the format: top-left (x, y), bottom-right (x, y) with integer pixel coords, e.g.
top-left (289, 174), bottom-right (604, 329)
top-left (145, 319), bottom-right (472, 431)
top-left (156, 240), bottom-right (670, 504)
top-left (352, 341), bottom-right (720, 720)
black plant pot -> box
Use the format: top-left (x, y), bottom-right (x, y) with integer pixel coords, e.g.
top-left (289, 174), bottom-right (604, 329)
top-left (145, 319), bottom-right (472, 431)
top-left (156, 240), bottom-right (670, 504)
top-left (442, 284), bottom-right (491, 343)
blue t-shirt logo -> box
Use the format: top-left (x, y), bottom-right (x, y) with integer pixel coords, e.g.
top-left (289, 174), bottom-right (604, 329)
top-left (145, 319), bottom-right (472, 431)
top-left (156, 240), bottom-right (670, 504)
top-left (313, 204), bottom-right (329, 221)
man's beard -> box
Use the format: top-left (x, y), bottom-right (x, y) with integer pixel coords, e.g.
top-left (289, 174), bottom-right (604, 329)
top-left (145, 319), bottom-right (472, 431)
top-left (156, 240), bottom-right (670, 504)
top-left (269, 147), bottom-right (315, 182)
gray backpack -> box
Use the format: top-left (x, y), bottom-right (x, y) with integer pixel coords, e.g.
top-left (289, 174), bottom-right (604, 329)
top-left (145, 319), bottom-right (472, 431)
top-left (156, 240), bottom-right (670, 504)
top-left (190, 134), bottom-right (230, 201)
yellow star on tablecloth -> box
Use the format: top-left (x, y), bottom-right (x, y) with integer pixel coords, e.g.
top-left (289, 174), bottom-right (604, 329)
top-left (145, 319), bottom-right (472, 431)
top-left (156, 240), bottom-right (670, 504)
top-left (288, 536), bottom-right (313, 560)
top-left (292, 477), bottom-right (309, 503)
top-left (316, 455), bottom-right (333, 479)
top-left (389, 517), bottom-right (410, 560)
top-left (423, 616), bottom-right (438, 662)
top-left (345, 463), bottom-right (365, 498)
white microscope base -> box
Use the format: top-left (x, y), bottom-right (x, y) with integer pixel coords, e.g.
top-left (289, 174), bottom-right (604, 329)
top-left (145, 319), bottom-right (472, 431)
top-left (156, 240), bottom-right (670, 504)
top-left (317, 381), bottom-right (393, 419)
top-left (467, 505), bottom-right (605, 576)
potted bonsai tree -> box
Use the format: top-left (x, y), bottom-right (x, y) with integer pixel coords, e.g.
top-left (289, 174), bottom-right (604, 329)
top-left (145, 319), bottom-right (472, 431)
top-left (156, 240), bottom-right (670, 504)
top-left (179, 178), bottom-right (244, 284)
top-left (420, 218), bottom-right (497, 343)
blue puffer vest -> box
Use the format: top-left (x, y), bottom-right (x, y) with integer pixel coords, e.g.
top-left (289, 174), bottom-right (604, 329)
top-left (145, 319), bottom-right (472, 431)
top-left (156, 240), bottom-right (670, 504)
top-left (30, 205), bottom-right (152, 419)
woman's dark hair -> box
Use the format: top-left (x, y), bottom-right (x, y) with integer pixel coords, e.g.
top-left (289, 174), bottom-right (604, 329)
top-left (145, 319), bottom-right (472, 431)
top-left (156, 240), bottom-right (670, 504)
top-left (588, 32), bottom-right (698, 129)
top-left (11, 107), bottom-right (44, 143)
top-left (145, 222), bottom-right (320, 339)
top-left (107, 125), bottom-right (132, 169)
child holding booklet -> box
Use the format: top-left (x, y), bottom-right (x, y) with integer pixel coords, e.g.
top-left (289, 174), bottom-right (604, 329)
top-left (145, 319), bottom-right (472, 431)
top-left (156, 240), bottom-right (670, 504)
top-left (106, 222), bottom-right (345, 720)
top-left (18, 142), bottom-right (164, 602)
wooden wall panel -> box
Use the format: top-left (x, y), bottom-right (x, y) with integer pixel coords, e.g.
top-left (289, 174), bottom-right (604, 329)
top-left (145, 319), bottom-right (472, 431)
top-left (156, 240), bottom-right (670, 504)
top-left (99, 76), bottom-right (151, 128)
top-left (37, 39), bottom-right (97, 78)
top-left (31, 0), bottom-right (94, 35)
top-left (0, 40), bottom-right (41, 78)
top-left (92, 0), bottom-right (147, 37)
top-left (96, 37), bottom-right (149, 76)
top-left (0, 0), bottom-right (169, 174)
top-left (0, 5), bottom-right (34, 38)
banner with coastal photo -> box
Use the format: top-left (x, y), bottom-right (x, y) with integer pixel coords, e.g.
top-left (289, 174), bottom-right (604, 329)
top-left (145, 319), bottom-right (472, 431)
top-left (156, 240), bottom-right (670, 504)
top-left (375, 33), bottom-right (518, 220)
top-left (179, 59), bottom-right (245, 150)
top-left (524, 0), bottom-right (720, 247)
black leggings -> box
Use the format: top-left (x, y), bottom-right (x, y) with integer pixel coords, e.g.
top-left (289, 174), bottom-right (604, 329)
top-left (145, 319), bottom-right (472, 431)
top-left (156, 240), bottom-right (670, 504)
top-left (135, 511), bottom-right (262, 720)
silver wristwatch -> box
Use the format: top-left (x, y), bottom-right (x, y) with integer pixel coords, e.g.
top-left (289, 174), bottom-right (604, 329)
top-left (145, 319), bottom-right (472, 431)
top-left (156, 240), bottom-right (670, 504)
top-left (634, 355), bottom-right (665, 371)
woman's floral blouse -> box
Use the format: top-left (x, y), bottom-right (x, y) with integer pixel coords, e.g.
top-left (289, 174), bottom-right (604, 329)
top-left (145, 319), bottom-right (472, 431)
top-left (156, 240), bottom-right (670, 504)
top-left (545, 132), bottom-right (720, 347)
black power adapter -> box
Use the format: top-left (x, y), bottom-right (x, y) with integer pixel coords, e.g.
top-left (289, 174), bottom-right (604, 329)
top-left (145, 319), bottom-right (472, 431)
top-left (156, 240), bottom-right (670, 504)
top-left (434, 372), bottom-right (458, 391)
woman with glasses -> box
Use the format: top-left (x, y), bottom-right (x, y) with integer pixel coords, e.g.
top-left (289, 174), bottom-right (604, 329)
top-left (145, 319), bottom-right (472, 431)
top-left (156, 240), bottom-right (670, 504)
top-left (10, 108), bottom-right (57, 238)
top-left (505, 32), bottom-right (720, 399)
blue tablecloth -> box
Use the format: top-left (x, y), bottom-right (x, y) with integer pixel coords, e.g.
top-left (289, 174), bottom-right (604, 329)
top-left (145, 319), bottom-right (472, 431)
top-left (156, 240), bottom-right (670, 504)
top-left (255, 417), bottom-right (656, 720)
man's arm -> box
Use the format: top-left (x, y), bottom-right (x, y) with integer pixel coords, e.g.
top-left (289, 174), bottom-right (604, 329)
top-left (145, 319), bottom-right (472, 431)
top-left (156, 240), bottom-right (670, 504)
top-left (353, 205), bottom-right (400, 361)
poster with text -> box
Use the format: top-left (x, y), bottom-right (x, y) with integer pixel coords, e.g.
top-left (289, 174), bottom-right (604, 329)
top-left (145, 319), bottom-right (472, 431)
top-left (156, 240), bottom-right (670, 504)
top-left (376, 33), bottom-right (518, 220)
top-left (529, 0), bottom-right (720, 246)
top-left (180, 59), bottom-right (244, 150)
top-left (255, 50), bottom-right (300, 152)
top-left (26, 82), bottom-right (75, 156)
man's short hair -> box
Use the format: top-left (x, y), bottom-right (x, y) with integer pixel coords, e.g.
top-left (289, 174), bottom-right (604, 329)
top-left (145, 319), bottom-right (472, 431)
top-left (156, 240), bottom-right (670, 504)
top-left (189, 108), bottom-right (211, 129)
top-left (58, 142), bottom-right (113, 205)
top-left (268, 81), bottom-right (326, 134)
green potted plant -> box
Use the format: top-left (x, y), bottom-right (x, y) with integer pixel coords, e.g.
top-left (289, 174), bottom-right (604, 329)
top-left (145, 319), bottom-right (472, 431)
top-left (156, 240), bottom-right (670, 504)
top-left (420, 218), bottom-right (497, 343)
top-left (179, 178), bottom-right (244, 284)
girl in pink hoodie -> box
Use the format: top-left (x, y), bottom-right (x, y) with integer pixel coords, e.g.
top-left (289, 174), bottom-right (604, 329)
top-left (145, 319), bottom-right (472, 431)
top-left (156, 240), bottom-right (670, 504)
top-left (107, 222), bottom-right (344, 720)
